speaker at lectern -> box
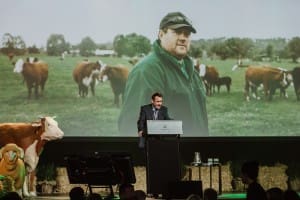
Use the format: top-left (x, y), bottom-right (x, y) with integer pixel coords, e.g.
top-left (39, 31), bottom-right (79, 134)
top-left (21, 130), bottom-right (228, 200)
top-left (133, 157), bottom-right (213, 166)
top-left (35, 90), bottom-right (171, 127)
top-left (145, 120), bottom-right (182, 196)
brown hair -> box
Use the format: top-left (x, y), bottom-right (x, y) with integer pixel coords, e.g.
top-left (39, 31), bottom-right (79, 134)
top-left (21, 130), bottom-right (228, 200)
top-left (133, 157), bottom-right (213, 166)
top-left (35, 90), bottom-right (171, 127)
top-left (151, 92), bottom-right (163, 100)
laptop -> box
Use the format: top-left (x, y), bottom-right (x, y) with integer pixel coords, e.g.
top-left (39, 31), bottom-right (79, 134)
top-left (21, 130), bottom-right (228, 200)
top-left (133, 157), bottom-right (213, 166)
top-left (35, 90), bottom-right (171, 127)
top-left (147, 120), bottom-right (183, 135)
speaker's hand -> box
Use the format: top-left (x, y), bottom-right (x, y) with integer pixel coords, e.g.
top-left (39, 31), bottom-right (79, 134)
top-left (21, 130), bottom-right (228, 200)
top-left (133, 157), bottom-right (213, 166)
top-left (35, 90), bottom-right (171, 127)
top-left (138, 131), bottom-right (143, 137)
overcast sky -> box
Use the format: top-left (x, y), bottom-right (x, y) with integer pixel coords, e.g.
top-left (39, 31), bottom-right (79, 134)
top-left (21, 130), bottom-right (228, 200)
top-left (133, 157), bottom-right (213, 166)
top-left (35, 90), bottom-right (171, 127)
top-left (1, 0), bottom-right (300, 47)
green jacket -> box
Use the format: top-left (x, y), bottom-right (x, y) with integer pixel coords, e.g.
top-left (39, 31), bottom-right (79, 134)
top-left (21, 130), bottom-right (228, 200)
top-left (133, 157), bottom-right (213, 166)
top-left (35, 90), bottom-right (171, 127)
top-left (118, 40), bottom-right (208, 136)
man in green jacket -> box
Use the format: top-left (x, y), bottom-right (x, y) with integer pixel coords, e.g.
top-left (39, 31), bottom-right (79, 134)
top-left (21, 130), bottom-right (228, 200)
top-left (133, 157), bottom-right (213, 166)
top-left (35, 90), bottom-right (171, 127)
top-left (118, 12), bottom-right (208, 137)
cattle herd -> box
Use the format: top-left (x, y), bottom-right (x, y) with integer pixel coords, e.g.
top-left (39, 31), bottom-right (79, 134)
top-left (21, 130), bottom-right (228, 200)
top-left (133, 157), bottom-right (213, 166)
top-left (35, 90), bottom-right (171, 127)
top-left (194, 60), bottom-right (300, 102)
top-left (11, 57), bottom-right (130, 107)
top-left (8, 56), bottom-right (300, 102)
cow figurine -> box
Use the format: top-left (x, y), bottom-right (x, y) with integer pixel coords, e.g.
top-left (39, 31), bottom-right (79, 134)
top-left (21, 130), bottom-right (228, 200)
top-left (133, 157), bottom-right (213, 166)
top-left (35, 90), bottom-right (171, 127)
top-left (0, 116), bottom-right (64, 196)
top-left (0, 143), bottom-right (26, 194)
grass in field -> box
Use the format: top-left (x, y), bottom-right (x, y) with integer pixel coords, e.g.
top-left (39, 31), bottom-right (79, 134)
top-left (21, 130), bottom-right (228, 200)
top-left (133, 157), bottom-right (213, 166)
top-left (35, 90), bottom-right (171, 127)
top-left (0, 55), bottom-right (299, 137)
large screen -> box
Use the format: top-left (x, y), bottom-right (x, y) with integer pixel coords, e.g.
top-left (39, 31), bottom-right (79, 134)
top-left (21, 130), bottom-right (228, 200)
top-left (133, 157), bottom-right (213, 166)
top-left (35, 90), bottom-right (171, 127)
top-left (1, 0), bottom-right (300, 137)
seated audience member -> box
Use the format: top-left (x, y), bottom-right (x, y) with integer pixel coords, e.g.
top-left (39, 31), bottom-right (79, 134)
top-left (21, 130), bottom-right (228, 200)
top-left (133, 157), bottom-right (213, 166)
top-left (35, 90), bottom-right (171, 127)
top-left (0, 191), bottom-right (22, 200)
top-left (87, 193), bottom-right (103, 200)
top-left (266, 187), bottom-right (284, 200)
top-left (134, 190), bottom-right (146, 200)
top-left (241, 161), bottom-right (267, 200)
top-left (186, 194), bottom-right (202, 200)
top-left (283, 190), bottom-right (300, 200)
top-left (69, 186), bottom-right (85, 200)
top-left (204, 188), bottom-right (218, 200)
top-left (119, 183), bottom-right (135, 200)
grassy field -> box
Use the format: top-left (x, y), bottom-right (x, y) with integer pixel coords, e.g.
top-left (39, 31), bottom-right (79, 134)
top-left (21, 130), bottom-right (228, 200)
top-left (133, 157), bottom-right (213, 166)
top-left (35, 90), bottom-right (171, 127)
top-left (0, 54), bottom-right (299, 137)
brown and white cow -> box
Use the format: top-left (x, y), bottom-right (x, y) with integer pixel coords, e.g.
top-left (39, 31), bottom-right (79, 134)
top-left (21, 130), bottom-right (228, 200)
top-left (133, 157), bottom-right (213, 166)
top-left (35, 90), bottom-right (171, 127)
top-left (73, 60), bottom-right (103, 97)
top-left (13, 58), bottom-right (48, 99)
top-left (0, 116), bottom-right (64, 196)
top-left (99, 65), bottom-right (129, 107)
top-left (195, 63), bottom-right (219, 96)
top-left (244, 66), bottom-right (292, 101)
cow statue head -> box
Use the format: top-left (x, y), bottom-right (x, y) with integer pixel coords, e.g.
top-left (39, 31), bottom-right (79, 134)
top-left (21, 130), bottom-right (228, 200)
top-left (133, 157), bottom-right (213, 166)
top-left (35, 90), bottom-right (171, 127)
top-left (39, 116), bottom-right (64, 141)
top-left (24, 117), bottom-right (64, 172)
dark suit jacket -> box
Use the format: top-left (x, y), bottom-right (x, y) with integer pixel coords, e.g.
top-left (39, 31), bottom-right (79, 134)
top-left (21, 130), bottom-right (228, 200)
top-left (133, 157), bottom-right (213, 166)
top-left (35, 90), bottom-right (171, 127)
top-left (137, 104), bottom-right (171, 135)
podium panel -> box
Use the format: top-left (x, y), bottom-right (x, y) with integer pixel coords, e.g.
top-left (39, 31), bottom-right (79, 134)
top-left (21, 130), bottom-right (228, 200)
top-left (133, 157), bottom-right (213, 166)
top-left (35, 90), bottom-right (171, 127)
top-left (146, 137), bottom-right (181, 195)
top-left (147, 120), bottom-right (183, 135)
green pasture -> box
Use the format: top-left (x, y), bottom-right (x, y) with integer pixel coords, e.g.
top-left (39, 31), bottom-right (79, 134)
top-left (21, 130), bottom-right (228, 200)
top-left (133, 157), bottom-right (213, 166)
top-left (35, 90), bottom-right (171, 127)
top-left (0, 54), bottom-right (299, 137)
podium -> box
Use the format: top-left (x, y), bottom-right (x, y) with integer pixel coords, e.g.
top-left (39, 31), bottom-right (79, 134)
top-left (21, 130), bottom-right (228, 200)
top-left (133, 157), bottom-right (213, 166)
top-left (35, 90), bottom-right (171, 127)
top-left (145, 120), bottom-right (182, 196)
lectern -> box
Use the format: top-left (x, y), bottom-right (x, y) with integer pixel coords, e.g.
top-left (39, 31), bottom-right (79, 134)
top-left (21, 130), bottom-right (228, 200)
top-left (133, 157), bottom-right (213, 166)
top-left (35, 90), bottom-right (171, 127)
top-left (146, 120), bottom-right (183, 196)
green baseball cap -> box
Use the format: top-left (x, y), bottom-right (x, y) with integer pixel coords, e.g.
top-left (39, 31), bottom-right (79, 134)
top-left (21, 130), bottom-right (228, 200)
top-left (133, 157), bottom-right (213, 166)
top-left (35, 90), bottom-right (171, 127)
top-left (159, 12), bottom-right (196, 33)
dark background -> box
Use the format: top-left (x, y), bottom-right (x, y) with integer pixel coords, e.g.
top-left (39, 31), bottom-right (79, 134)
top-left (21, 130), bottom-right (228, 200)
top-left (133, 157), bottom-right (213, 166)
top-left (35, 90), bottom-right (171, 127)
top-left (40, 137), bottom-right (300, 167)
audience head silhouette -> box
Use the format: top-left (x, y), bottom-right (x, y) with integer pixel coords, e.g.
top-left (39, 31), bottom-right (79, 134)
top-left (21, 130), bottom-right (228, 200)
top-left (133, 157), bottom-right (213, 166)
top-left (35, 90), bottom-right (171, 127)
top-left (119, 183), bottom-right (135, 200)
top-left (241, 160), bottom-right (267, 200)
top-left (204, 188), bottom-right (218, 200)
top-left (69, 186), bottom-right (85, 200)
top-left (266, 187), bottom-right (283, 200)
top-left (241, 160), bottom-right (259, 184)
top-left (134, 190), bottom-right (146, 200)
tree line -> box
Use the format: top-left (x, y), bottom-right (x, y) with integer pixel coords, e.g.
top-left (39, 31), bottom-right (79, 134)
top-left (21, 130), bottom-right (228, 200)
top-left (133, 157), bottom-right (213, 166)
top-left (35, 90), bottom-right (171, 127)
top-left (190, 37), bottom-right (300, 62)
top-left (1, 32), bottom-right (300, 62)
